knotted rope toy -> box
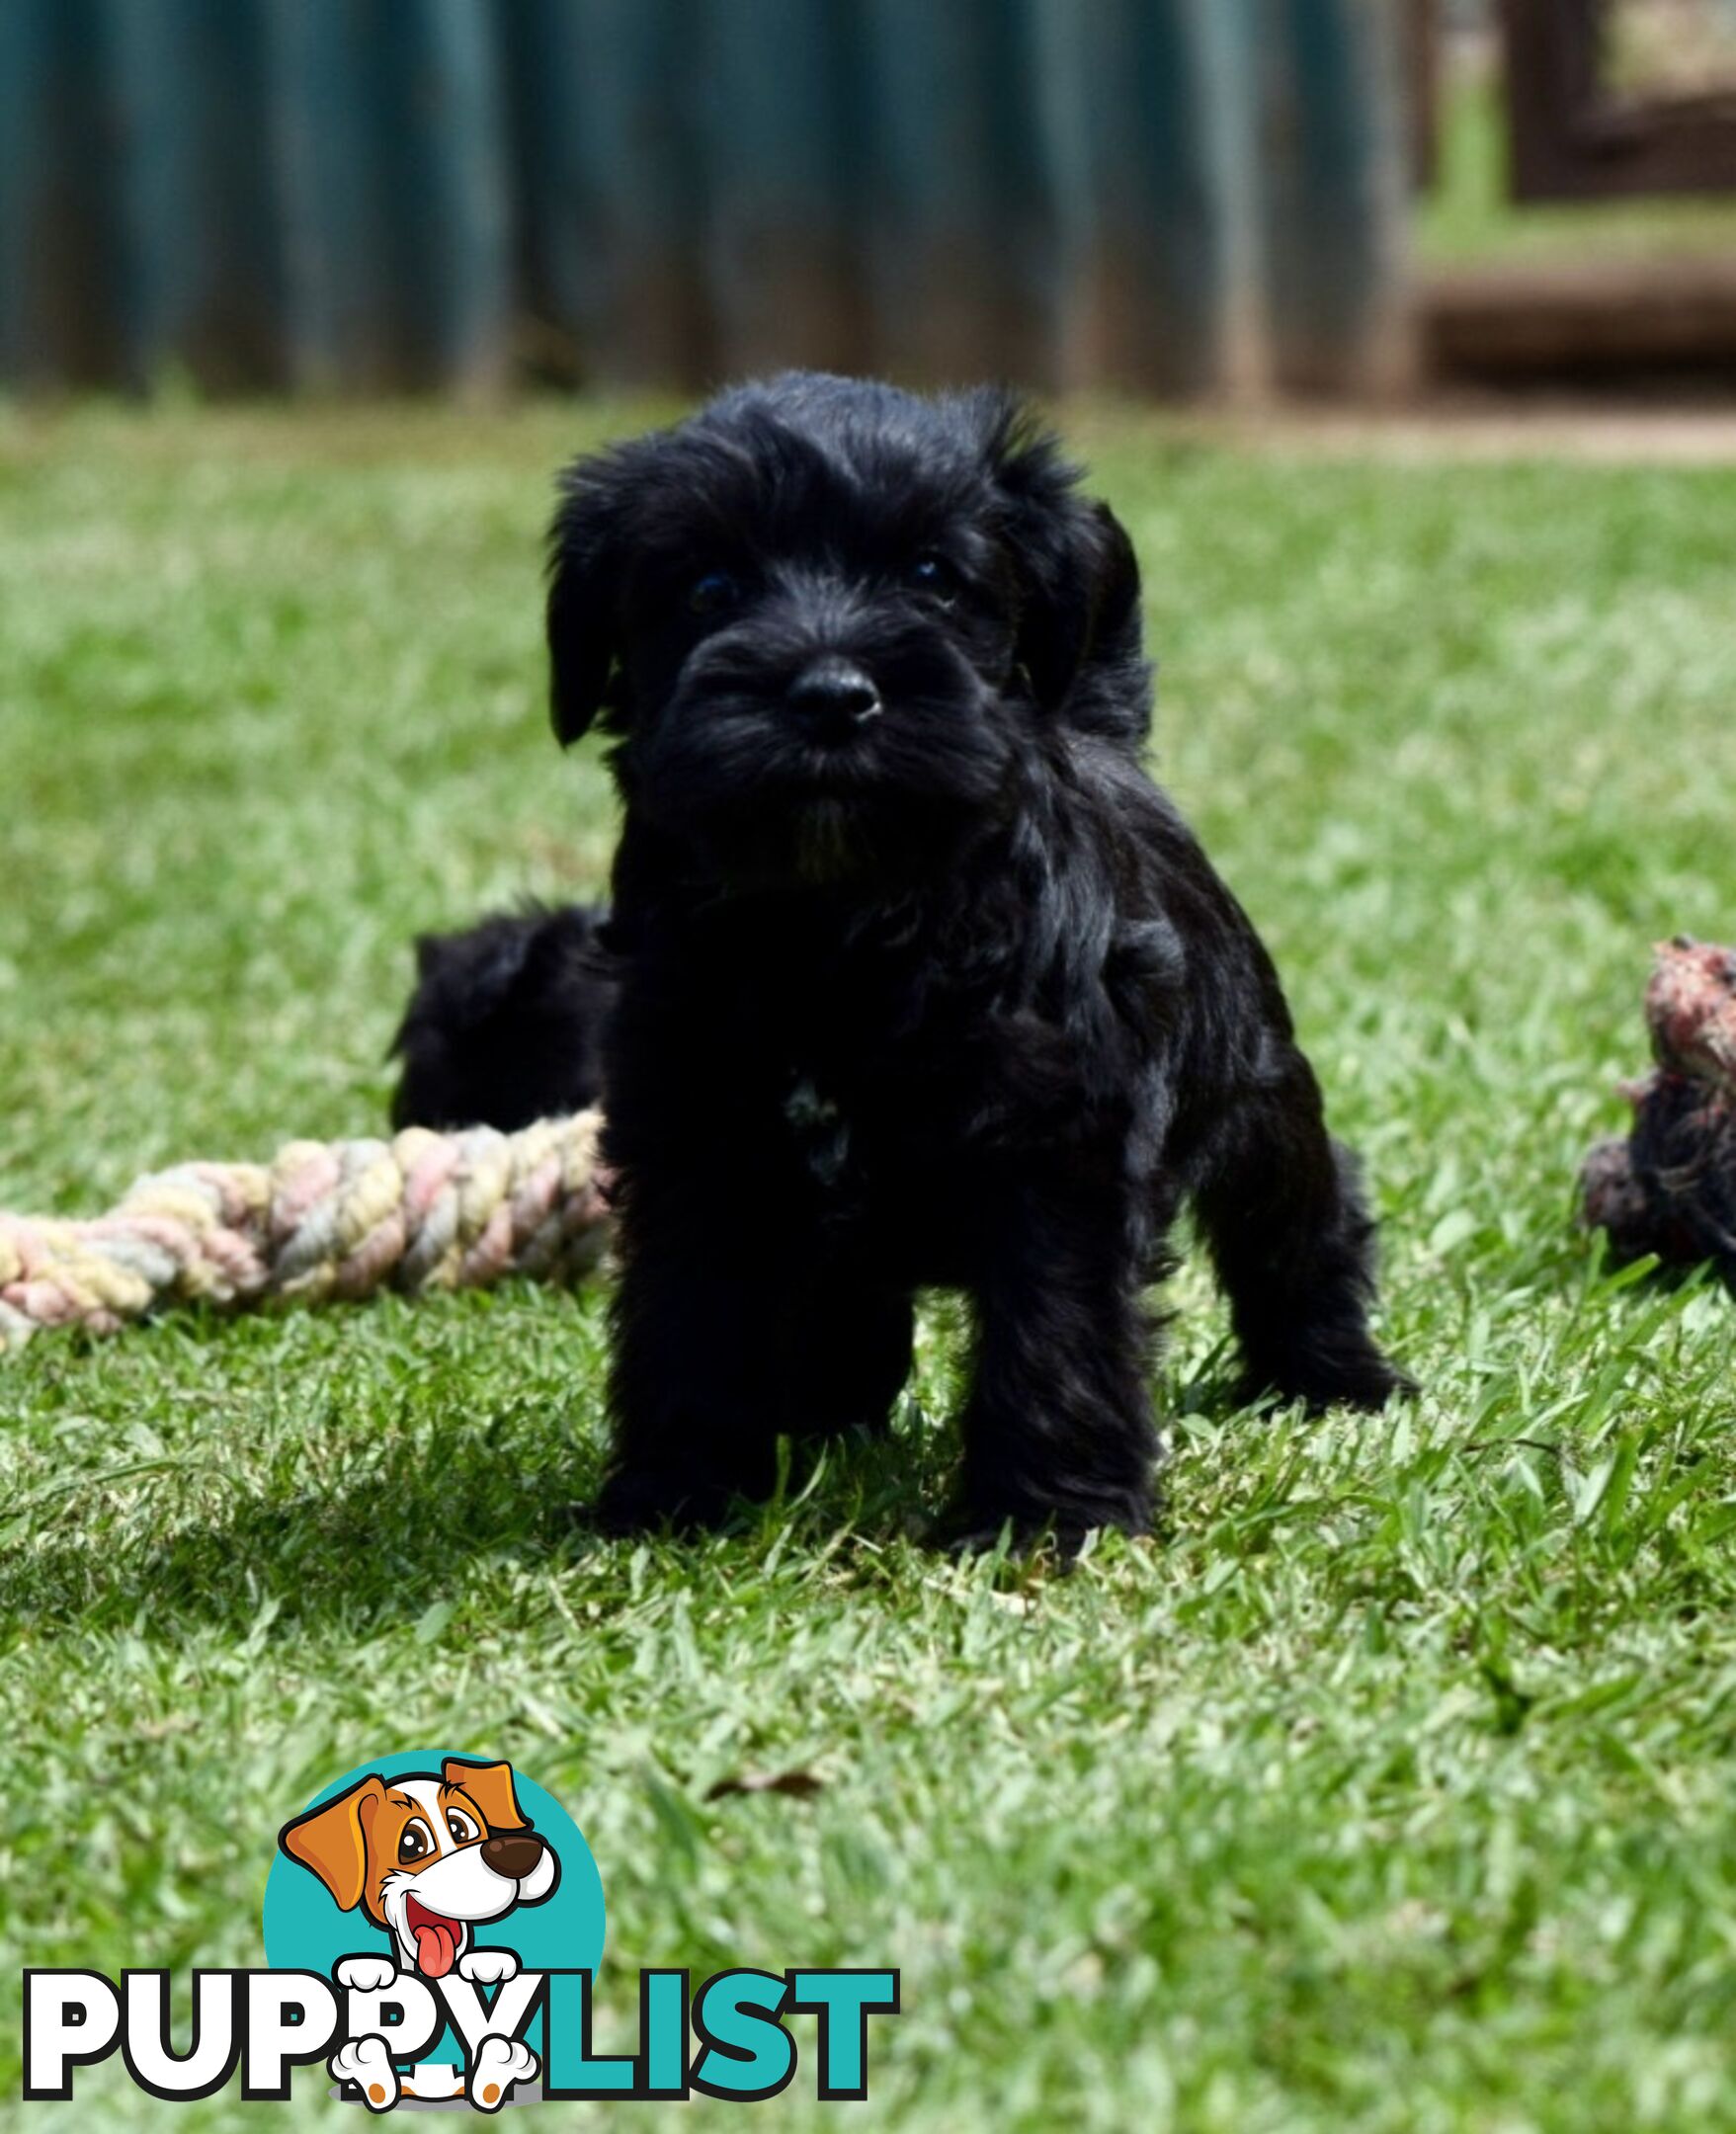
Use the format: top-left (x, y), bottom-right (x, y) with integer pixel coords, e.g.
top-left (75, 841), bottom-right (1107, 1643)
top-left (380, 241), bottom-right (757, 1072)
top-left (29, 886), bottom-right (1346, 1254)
top-left (0, 1112), bottom-right (611, 1353)
top-left (1579, 937), bottom-right (1736, 1290)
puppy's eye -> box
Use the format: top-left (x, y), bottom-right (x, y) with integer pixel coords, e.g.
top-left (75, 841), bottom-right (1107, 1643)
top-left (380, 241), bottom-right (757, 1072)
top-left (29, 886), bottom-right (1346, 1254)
top-left (445, 1808), bottom-right (479, 1845)
top-left (689, 570), bottom-right (742, 617)
top-left (397, 1820), bottom-right (435, 1864)
top-left (904, 553), bottom-right (958, 603)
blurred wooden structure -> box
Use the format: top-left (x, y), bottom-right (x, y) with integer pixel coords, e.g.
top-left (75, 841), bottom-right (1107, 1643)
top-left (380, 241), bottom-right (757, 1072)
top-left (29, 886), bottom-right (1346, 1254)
top-left (0, 0), bottom-right (1412, 400)
top-left (1427, 254), bottom-right (1736, 378)
top-left (1500, 0), bottom-right (1736, 198)
top-left (1410, 0), bottom-right (1736, 384)
top-left (1404, 0), bottom-right (1444, 188)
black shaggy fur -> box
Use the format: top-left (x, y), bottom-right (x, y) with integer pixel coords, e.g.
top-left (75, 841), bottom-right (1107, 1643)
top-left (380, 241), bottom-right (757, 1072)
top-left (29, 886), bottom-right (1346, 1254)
top-left (389, 904), bottom-right (615, 1131)
top-left (533, 371), bottom-right (1410, 1549)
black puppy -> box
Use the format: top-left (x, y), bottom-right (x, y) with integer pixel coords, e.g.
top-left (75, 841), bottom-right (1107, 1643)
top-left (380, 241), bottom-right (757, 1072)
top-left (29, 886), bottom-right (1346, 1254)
top-left (389, 903), bottom-right (614, 1131)
top-left (546, 372), bottom-right (1410, 1548)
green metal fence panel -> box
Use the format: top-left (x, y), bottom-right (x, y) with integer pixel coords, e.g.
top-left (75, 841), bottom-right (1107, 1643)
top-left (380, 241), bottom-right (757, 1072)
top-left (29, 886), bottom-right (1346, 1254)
top-left (0, 0), bottom-right (1410, 396)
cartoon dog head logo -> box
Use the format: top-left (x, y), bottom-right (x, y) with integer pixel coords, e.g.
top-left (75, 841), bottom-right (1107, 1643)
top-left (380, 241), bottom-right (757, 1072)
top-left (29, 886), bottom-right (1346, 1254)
top-left (279, 1757), bottom-right (560, 1982)
top-left (263, 1753), bottom-right (603, 2110)
top-left (24, 1752), bottom-right (897, 2113)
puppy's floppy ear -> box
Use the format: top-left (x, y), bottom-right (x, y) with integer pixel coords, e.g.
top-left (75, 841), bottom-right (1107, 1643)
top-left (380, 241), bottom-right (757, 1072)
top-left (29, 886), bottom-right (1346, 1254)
top-left (279, 1774), bottom-right (387, 1912)
top-left (444, 1757), bottom-right (530, 1832)
top-left (978, 393), bottom-right (1147, 737)
top-left (547, 453), bottom-right (628, 747)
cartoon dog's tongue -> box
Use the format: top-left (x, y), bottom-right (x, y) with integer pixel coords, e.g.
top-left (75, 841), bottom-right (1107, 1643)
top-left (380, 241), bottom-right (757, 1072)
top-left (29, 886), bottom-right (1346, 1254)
top-left (406, 1899), bottom-right (460, 1979)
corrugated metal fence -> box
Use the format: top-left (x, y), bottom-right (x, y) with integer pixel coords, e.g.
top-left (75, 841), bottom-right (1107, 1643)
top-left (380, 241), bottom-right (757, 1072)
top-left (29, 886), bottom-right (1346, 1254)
top-left (0, 0), bottom-right (1410, 398)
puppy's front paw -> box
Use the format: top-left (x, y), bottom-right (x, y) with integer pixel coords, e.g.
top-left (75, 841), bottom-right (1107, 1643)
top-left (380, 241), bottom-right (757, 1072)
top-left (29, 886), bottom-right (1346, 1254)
top-left (330, 2035), bottom-right (399, 2111)
top-left (469, 2035), bottom-right (537, 2112)
top-left (457, 1947), bottom-right (519, 1986)
top-left (933, 1487), bottom-right (1153, 1561)
top-left (585, 1465), bottom-right (735, 1537)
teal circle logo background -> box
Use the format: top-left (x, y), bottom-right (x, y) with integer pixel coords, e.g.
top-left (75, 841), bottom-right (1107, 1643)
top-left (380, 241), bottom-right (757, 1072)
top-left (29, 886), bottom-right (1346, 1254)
top-left (263, 1751), bottom-right (605, 1992)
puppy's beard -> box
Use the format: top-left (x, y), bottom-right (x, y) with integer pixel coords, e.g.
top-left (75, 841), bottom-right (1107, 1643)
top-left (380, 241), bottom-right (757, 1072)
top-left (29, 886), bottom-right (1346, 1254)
top-left (793, 796), bottom-right (867, 882)
top-left (640, 679), bottom-right (1014, 892)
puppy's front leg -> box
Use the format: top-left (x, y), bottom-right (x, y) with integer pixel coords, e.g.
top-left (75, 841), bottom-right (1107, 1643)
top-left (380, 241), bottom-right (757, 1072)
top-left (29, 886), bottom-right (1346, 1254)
top-left (945, 1160), bottom-right (1161, 1554)
top-left (594, 1175), bottom-right (787, 1534)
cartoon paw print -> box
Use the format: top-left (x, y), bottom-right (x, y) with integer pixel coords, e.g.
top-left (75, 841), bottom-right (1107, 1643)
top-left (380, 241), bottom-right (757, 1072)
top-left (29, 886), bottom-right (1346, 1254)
top-left (457, 1947), bottom-right (520, 1986)
top-left (330, 2034), bottom-right (399, 2112)
top-left (335, 1955), bottom-right (398, 1993)
top-left (470, 2035), bottom-right (537, 2112)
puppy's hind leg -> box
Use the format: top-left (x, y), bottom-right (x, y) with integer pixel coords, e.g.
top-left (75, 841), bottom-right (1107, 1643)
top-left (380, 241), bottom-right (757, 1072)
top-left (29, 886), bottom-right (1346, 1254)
top-left (1195, 1051), bottom-right (1412, 1413)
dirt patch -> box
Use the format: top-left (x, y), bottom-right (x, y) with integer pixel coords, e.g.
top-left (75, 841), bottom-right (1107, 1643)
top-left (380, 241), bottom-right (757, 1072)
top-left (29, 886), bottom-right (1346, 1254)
top-left (1179, 395), bottom-right (1736, 466)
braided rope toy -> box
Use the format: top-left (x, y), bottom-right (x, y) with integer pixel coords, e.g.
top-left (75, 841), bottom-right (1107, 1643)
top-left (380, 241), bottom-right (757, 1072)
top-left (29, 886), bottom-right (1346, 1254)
top-left (0, 1112), bottom-right (611, 1353)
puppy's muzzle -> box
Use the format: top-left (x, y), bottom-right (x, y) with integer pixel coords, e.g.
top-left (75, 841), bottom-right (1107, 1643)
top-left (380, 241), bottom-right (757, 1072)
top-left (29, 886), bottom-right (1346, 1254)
top-left (786, 656), bottom-right (882, 741)
top-left (482, 1831), bottom-right (547, 1880)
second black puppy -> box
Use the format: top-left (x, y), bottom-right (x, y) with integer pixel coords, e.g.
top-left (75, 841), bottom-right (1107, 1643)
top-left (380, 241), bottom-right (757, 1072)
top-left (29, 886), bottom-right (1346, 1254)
top-left (548, 372), bottom-right (1410, 1548)
top-left (390, 903), bottom-right (614, 1131)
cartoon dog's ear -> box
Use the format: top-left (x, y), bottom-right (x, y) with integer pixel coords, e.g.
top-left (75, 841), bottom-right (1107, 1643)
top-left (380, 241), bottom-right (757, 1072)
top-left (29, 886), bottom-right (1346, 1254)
top-left (445, 1758), bottom-right (529, 1832)
top-left (977, 392), bottom-right (1147, 739)
top-left (546, 453), bottom-right (629, 748)
top-left (279, 1775), bottom-right (387, 1912)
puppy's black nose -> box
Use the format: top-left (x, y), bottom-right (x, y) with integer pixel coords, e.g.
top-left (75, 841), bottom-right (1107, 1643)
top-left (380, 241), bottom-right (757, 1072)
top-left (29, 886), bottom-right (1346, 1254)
top-left (483, 1831), bottom-right (545, 1880)
top-left (787, 658), bottom-right (882, 737)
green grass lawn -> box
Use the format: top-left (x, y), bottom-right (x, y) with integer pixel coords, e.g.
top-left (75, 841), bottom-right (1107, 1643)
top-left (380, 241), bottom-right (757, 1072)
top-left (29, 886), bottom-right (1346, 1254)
top-left (4, 400), bottom-right (1736, 2131)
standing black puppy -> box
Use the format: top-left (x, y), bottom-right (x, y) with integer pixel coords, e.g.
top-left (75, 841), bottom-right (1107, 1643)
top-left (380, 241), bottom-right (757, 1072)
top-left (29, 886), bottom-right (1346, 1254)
top-left (548, 373), bottom-right (1409, 1549)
